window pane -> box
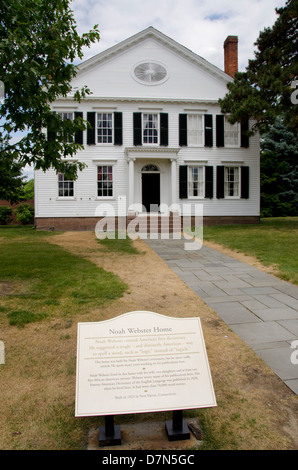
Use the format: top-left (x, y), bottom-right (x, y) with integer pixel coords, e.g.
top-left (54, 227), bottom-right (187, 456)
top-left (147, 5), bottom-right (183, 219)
top-left (188, 115), bottom-right (203, 146)
top-left (224, 118), bottom-right (239, 147)
top-left (97, 165), bottom-right (113, 197)
top-left (143, 113), bottom-right (158, 144)
top-left (225, 167), bottom-right (239, 197)
top-left (97, 113), bottom-right (113, 143)
top-left (58, 173), bottom-right (74, 197)
top-left (188, 166), bottom-right (204, 197)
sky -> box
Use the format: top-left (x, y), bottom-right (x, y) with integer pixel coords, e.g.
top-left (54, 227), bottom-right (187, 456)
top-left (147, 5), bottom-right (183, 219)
top-left (71, 0), bottom-right (287, 72)
top-left (22, 0), bottom-right (287, 180)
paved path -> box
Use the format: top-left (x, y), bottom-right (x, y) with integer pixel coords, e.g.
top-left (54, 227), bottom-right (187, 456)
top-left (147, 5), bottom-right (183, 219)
top-left (145, 237), bottom-right (298, 395)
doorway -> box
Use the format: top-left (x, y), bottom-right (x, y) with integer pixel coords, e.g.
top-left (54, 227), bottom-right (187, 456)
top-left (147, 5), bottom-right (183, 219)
top-left (141, 164), bottom-right (160, 212)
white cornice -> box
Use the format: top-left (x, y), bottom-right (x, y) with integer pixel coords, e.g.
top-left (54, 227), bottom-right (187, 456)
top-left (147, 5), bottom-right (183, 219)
top-left (53, 96), bottom-right (219, 106)
top-left (125, 147), bottom-right (181, 160)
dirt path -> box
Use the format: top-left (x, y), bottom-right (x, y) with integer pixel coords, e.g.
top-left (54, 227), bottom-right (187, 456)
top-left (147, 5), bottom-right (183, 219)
top-left (48, 231), bottom-right (298, 450)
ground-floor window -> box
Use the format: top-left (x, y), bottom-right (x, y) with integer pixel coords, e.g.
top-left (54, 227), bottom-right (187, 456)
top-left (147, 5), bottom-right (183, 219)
top-left (97, 165), bottom-right (113, 197)
top-left (188, 166), bottom-right (204, 198)
top-left (58, 173), bottom-right (74, 197)
top-left (225, 166), bottom-right (240, 197)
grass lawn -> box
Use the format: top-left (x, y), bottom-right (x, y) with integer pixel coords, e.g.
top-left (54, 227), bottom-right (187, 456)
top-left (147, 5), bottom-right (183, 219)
top-left (202, 217), bottom-right (298, 285)
top-left (0, 227), bottom-right (128, 327)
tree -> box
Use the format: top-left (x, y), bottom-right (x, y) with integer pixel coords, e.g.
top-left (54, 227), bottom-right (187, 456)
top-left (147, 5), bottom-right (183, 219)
top-left (260, 116), bottom-right (298, 216)
top-left (0, 148), bottom-right (24, 202)
top-left (0, 0), bottom-right (100, 193)
top-left (219, 0), bottom-right (298, 134)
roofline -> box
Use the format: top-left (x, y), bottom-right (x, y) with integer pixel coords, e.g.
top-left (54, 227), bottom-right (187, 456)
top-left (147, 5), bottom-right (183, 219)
top-left (77, 26), bottom-right (233, 83)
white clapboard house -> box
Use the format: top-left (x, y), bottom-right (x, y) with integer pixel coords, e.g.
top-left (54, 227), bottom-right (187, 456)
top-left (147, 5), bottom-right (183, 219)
top-left (34, 27), bottom-right (260, 231)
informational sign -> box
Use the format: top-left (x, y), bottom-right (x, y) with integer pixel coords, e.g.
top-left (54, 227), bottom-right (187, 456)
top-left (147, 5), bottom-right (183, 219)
top-left (75, 311), bottom-right (216, 417)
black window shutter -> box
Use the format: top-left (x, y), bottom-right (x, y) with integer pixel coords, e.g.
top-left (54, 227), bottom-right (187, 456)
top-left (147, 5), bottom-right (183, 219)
top-left (205, 166), bottom-right (214, 198)
top-left (179, 114), bottom-right (187, 147)
top-left (160, 113), bottom-right (168, 146)
top-left (87, 112), bottom-right (96, 145)
top-left (241, 166), bottom-right (249, 198)
top-left (204, 115), bottom-right (213, 147)
top-left (216, 166), bottom-right (225, 198)
top-left (114, 112), bottom-right (123, 146)
top-left (241, 119), bottom-right (249, 148)
top-left (216, 115), bottom-right (224, 147)
top-left (74, 112), bottom-right (83, 145)
top-left (133, 112), bottom-right (142, 146)
top-left (179, 165), bottom-right (188, 199)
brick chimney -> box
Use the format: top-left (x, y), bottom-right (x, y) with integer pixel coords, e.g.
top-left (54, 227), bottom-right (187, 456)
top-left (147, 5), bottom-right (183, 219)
top-left (224, 36), bottom-right (238, 78)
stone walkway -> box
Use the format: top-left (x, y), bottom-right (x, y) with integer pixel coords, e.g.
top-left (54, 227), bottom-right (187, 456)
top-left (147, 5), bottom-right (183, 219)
top-left (145, 237), bottom-right (298, 395)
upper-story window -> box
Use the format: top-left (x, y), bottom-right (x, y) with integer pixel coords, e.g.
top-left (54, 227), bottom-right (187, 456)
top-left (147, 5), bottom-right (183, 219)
top-left (58, 112), bottom-right (73, 143)
top-left (133, 112), bottom-right (168, 146)
top-left (224, 117), bottom-right (240, 148)
top-left (143, 113), bottom-right (159, 145)
top-left (187, 115), bottom-right (204, 147)
top-left (86, 112), bottom-right (122, 146)
top-left (179, 114), bottom-right (212, 147)
top-left (97, 113), bottom-right (113, 144)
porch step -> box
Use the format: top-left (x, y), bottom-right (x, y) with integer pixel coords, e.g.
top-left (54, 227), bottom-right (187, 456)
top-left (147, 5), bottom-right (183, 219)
top-left (126, 213), bottom-right (182, 234)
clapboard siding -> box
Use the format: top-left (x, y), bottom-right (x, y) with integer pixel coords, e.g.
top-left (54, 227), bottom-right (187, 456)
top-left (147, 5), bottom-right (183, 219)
top-left (35, 29), bottom-right (260, 224)
top-left (35, 100), bottom-right (259, 218)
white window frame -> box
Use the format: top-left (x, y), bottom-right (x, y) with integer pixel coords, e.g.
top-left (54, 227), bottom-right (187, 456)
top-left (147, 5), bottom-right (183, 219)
top-left (224, 166), bottom-right (240, 198)
top-left (142, 113), bottom-right (159, 145)
top-left (188, 166), bottom-right (205, 199)
top-left (97, 164), bottom-right (114, 198)
top-left (187, 114), bottom-right (204, 147)
top-left (58, 173), bottom-right (75, 198)
top-left (97, 112), bottom-right (114, 144)
top-left (224, 117), bottom-right (240, 148)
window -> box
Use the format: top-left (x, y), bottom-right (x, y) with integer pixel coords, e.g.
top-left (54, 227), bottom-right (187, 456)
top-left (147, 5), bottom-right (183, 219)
top-left (224, 117), bottom-right (240, 147)
top-left (97, 166), bottom-right (113, 197)
top-left (143, 113), bottom-right (159, 144)
top-left (58, 173), bottom-right (74, 197)
top-left (188, 166), bottom-right (204, 198)
top-left (187, 115), bottom-right (203, 146)
top-left (225, 167), bottom-right (240, 197)
top-left (58, 112), bottom-right (73, 121)
top-left (57, 112), bottom-right (73, 142)
top-left (97, 113), bottom-right (113, 144)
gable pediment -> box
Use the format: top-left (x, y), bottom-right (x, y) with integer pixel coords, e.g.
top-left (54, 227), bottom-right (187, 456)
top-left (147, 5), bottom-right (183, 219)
top-left (71, 27), bottom-right (232, 101)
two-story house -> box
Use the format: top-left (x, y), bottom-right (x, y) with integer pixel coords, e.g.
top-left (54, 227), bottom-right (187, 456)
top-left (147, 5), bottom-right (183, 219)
top-left (34, 27), bottom-right (260, 232)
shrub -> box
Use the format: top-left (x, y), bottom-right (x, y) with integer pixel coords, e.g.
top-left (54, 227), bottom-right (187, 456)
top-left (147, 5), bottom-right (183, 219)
top-left (15, 203), bottom-right (34, 225)
top-left (0, 206), bottom-right (13, 225)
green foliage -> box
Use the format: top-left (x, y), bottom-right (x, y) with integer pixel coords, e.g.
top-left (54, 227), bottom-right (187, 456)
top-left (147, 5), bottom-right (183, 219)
top-left (0, 0), bottom-right (100, 184)
top-left (0, 152), bottom-right (25, 203)
top-left (15, 203), bottom-right (34, 224)
top-left (220, 0), bottom-right (298, 134)
top-left (0, 206), bottom-right (13, 224)
top-left (260, 116), bottom-right (298, 216)
top-left (22, 179), bottom-right (34, 200)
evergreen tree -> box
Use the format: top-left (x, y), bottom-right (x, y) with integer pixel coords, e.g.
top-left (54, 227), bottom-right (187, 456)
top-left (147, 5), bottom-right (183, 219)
top-left (260, 116), bottom-right (298, 216)
top-left (220, 0), bottom-right (298, 134)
